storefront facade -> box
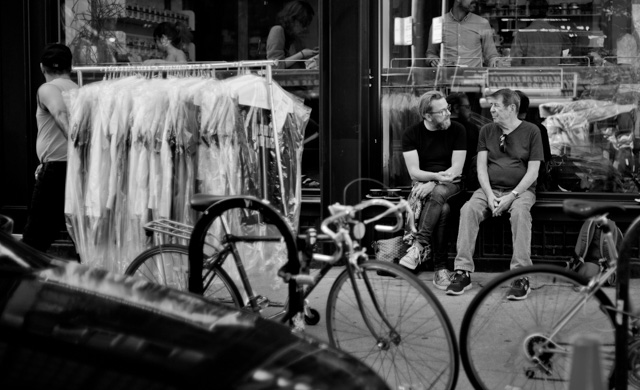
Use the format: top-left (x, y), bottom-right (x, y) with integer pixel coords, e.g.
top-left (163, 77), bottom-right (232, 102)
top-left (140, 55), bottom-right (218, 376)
top-left (1, 0), bottom-right (639, 268)
top-left (378, 0), bottom-right (640, 268)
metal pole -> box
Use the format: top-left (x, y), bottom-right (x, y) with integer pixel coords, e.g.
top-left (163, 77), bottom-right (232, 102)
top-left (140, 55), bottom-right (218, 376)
top-left (72, 59), bottom-right (278, 74)
top-left (440, 0), bottom-right (446, 65)
top-left (265, 63), bottom-right (289, 216)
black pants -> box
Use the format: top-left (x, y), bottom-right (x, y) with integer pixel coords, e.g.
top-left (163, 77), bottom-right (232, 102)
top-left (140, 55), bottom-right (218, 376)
top-left (22, 161), bottom-right (67, 252)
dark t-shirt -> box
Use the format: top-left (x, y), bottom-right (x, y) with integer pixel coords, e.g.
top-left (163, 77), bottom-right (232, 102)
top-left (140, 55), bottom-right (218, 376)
top-left (451, 118), bottom-right (480, 178)
top-left (402, 121), bottom-right (467, 173)
top-left (478, 121), bottom-right (544, 191)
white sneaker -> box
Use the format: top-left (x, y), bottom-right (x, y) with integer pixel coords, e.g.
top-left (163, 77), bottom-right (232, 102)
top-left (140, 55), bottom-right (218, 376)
top-left (399, 243), bottom-right (426, 270)
top-left (433, 269), bottom-right (454, 290)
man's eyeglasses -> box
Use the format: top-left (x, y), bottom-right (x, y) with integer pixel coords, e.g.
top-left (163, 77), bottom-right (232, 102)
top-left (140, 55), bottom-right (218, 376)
top-left (499, 134), bottom-right (507, 153)
top-left (429, 105), bottom-right (451, 116)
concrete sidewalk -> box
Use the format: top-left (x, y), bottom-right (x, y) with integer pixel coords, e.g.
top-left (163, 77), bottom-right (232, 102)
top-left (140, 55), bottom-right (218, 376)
top-left (299, 267), bottom-right (640, 390)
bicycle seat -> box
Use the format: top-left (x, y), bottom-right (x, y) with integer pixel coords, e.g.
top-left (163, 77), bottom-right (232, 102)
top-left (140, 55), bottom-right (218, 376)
top-left (563, 199), bottom-right (625, 219)
top-left (0, 215), bottom-right (14, 234)
top-left (190, 194), bottom-right (236, 212)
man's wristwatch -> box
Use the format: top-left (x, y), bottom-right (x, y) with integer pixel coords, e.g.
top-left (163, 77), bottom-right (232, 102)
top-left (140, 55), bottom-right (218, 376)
top-left (511, 190), bottom-right (519, 199)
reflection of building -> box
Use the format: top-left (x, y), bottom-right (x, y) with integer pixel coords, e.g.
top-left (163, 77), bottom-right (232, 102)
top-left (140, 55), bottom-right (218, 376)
top-left (2, 0), bottom-right (639, 270)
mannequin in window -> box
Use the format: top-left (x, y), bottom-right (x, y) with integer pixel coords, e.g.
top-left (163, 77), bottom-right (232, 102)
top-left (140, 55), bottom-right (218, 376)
top-left (266, 1), bottom-right (319, 69)
top-left (144, 22), bottom-right (192, 64)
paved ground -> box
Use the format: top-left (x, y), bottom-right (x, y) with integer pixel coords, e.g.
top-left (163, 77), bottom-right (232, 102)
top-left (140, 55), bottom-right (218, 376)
top-left (298, 267), bottom-right (640, 390)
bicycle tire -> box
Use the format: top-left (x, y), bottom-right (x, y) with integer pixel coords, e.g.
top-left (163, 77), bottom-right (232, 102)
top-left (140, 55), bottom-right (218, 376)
top-left (460, 265), bottom-right (617, 390)
top-left (326, 260), bottom-right (459, 390)
top-left (126, 244), bottom-right (243, 308)
top-left (188, 196), bottom-right (300, 321)
top-left (629, 338), bottom-right (640, 388)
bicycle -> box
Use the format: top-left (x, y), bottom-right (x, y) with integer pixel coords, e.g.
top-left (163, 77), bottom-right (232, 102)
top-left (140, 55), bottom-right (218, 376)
top-left (128, 192), bottom-right (459, 389)
top-left (125, 194), bottom-right (299, 321)
top-left (458, 198), bottom-right (640, 390)
top-left (192, 194), bottom-right (459, 390)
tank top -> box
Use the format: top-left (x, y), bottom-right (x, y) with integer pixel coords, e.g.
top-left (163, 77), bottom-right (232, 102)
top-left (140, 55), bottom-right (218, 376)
top-left (35, 77), bottom-right (78, 162)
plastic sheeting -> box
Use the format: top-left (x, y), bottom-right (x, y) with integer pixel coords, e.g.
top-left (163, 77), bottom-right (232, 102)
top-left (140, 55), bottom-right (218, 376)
top-left (64, 75), bottom-right (310, 275)
top-left (540, 99), bottom-right (639, 192)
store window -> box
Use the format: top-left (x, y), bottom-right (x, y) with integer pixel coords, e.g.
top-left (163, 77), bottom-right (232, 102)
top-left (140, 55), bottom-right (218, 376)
top-left (380, 0), bottom-right (640, 195)
top-left (60, 0), bottom-right (322, 206)
top-left (62, 0), bottom-right (194, 65)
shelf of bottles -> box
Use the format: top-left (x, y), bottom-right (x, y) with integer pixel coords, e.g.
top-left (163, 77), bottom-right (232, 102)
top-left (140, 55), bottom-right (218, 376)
top-left (120, 4), bottom-right (189, 28)
top-left (125, 36), bottom-right (162, 62)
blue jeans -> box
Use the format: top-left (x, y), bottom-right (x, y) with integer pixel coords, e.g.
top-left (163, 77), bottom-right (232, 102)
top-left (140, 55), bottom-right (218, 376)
top-left (415, 182), bottom-right (461, 270)
top-left (433, 202), bottom-right (451, 270)
top-left (454, 188), bottom-right (536, 273)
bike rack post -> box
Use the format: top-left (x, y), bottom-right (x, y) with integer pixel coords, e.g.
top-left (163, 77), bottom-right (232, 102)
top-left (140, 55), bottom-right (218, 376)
top-left (568, 335), bottom-right (605, 390)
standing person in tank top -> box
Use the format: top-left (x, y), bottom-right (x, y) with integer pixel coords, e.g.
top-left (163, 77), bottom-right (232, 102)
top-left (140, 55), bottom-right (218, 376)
top-left (22, 43), bottom-right (78, 253)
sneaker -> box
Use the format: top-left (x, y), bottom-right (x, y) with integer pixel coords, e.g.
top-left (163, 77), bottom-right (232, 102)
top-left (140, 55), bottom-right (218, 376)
top-left (446, 271), bottom-right (472, 295)
top-left (433, 269), bottom-right (454, 290)
top-left (507, 277), bottom-right (530, 300)
top-left (399, 243), bottom-right (430, 271)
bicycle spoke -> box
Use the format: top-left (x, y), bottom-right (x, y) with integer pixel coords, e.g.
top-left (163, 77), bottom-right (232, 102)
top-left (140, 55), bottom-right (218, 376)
top-left (461, 267), bottom-right (616, 390)
top-left (327, 261), bottom-right (457, 390)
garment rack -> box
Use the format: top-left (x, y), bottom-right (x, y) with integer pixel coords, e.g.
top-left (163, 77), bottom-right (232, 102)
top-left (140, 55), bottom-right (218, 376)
top-left (72, 60), bottom-right (289, 216)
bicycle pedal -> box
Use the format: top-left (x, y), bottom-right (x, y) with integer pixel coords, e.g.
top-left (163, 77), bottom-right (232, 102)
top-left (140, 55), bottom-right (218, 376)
top-left (254, 295), bottom-right (270, 310)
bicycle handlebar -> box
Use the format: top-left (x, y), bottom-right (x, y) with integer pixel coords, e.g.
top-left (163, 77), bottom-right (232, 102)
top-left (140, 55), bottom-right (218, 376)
top-left (312, 198), bottom-right (415, 263)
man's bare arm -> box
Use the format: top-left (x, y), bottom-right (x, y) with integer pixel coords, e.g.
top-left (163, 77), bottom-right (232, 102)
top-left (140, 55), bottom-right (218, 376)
top-left (39, 84), bottom-right (70, 139)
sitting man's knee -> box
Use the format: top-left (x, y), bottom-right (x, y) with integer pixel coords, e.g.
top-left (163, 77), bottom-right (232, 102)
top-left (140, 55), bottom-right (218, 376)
top-left (460, 201), bottom-right (475, 217)
top-left (509, 207), bottom-right (532, 221)
top-left (430, 186), bottom-right (448, 202)
top-left (441, 202), bottom-right (451, 216)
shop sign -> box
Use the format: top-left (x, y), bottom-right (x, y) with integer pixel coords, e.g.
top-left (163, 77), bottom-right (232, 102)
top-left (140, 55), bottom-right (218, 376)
top-left (394, 17), bottom-right (413, 46)
top-left (486, 69), bottom-right (577, 98)
top-left (431, 17), bottom-right (443, 44)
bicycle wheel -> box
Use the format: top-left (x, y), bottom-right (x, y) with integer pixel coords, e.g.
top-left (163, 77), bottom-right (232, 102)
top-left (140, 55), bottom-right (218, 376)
top-left (126, 244), bottom-right (243, 308)
top-left (460, 265), bottom-right (616, 390)
top-left (326, 260), bottom-right (459, 390)
top-left (629, 338), bottom-right (640, 388)
top-left (188, 196), bottom-right (299, 320)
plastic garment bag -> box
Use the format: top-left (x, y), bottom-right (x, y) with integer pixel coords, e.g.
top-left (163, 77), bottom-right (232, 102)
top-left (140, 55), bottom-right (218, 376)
top-left (64, 72), bottom-right (311, 279)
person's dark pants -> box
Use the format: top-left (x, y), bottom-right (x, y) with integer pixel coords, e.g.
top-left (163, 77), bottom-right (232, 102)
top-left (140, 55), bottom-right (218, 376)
top-left (22, 161), bottom-right (67, 252)
top-left (415, 182), bottom-right (461, 270)
top-left (433, 202), bottom-right (451, 270)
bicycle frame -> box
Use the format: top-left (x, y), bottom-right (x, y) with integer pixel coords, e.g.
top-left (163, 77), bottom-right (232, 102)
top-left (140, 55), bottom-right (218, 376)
top-left (294, 222), bottom-right (406, 344)
top-left (205, 212), bottom-right (290, 317)
top-left (536, 211), bottom-right (638, 389)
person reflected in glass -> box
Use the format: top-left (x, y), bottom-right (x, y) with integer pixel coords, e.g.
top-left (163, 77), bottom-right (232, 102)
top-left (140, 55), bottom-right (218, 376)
top-left (514, 90), bottom-right (552, 191)
top-left (144, 22), bottom-right (192, 64)
top-left (447, 92), bottom-right (480, 190)
top-left (511, 0), bottom-right (571, 67)
top-left (266, 1), bottom-right (319, 69)
top-left (426, 0), bottom-right (500, 68)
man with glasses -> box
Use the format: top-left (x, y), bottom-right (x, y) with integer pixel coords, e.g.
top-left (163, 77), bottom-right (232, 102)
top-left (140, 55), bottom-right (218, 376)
top-left (447, 92), bottom-right (480, 190)
top-left (447, 89), bottom-right (543, 299)
top-left (400, 91), bottom-right (467, 290)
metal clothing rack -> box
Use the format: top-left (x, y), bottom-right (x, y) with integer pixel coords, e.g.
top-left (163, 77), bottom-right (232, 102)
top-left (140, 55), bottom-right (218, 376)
top-left (72, 60), bottom-right (289, 216)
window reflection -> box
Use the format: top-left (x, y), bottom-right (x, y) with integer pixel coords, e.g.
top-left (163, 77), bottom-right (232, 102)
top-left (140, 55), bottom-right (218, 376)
top-left (381, 0), bottom-right (640, 194)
